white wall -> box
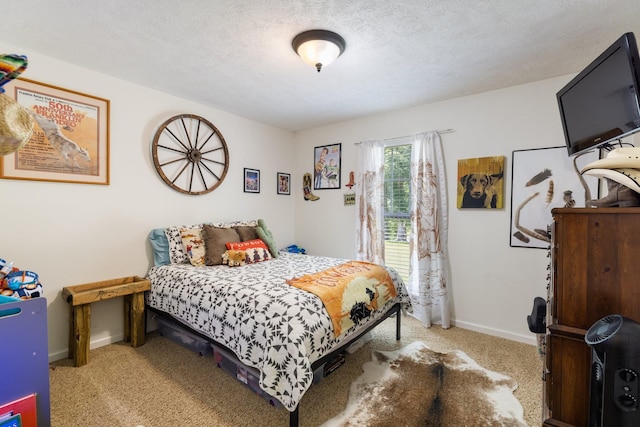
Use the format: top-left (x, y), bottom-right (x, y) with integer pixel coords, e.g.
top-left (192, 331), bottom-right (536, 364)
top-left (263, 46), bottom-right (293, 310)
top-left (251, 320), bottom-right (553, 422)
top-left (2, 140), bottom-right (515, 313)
top-left (293, 76), bottom-right (593, 344)
top-left (0, 43), bottom-right (295, 361)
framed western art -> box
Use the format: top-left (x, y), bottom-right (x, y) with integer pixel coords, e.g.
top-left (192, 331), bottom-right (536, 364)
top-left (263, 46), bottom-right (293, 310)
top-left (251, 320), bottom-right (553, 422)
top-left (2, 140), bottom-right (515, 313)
top-left (457, 156), bottom-right (505, 209)
top-left (510, 146), bottom-right (599, 249)
top-left (244, 168), bottom-right (260, 193)
top-left (0, 78), bottom-right (110, 185)
top-left (313, 143), bottom-right (341, 190)
top-left (277, 172), bottom-right (290, 195)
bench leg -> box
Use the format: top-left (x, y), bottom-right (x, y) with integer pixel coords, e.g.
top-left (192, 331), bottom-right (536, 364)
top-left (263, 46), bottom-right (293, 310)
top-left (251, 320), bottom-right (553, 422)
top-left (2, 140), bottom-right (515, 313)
top-left (124, 295), bottom-right (131, 343)
top-left (129, 292), bottom-right (146, 348)
top-left (68, 303), bottom-right (74, 360)
top-left (71, 304), bottom-right (91, 367)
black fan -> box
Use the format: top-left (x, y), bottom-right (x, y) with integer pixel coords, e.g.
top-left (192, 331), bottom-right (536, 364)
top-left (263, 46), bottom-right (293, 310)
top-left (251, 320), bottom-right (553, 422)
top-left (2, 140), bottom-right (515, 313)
top-left (586, 314), bottom-right (623, 346)
top-left (585, 315), bottom-right (640, 427)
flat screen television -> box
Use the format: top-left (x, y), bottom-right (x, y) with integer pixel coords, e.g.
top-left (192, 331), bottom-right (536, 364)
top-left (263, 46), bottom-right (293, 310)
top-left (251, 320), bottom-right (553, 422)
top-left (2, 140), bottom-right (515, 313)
top-left (557, 32), bottom-right (640, 156)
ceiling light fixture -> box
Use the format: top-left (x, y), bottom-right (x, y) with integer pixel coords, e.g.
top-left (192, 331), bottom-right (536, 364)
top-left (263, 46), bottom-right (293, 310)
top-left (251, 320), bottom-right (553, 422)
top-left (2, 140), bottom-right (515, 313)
top-left (292, 30), bottom-right (346, 73)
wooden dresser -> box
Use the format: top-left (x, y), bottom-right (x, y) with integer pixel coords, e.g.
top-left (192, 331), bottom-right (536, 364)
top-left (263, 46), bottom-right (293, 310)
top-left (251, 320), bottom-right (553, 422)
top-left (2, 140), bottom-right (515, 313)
top-left (544, 208), bottom-right (640, 426)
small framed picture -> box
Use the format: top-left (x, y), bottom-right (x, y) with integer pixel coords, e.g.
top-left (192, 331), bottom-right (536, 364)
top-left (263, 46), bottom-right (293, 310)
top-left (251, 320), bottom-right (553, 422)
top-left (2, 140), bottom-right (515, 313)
top-left (244, 168), bottom-right (260, 193)
top-left (277, 172), bottom-right (290, 195)
top-left (313, 143), bottom-right (341, 190)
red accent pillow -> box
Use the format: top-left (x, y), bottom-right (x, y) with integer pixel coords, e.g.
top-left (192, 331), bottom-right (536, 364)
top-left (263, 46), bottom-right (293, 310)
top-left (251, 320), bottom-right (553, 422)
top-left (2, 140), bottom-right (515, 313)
top-left (226, 239), bottom-right (272, 263)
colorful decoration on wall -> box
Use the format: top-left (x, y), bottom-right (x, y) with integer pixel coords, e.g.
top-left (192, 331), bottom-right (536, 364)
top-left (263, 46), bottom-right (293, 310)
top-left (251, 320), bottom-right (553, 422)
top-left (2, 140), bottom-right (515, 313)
top-left (457, 156), bottom-right (505, 209)
top-left (0, 54), bottom-right (28, 93)
top-left (345, 171), bottom-right (355, 189)
top-left (1, 78), bottom-right (109, 184)
top-left (277, 172), bottom-right (291, 195)
top-left (313, 143), bottom-right (341, 189)
top-left (343, 193), bottom-right (355, 205)
top-left (303, 172), bottom-right (319, 201)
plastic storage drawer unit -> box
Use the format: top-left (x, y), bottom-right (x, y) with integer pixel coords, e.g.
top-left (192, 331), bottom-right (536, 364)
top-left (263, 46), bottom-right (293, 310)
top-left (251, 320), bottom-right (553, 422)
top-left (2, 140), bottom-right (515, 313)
top-left (212, 344), bottom-right (284, 408)
top-left (156, 316), bottom-right (213, 357)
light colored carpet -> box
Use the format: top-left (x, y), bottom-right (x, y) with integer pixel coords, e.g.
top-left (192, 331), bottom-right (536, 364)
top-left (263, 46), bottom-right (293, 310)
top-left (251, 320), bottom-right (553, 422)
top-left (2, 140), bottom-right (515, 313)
top-left (49, 314), bottom-right (542, 426)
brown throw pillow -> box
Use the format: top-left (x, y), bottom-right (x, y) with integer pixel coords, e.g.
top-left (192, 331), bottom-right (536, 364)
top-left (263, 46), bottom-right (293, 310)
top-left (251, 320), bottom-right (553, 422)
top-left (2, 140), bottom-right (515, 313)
top-left (202, 225), bottom-right (241, 265)
top-left (235, 225), bottom-right (259, 242)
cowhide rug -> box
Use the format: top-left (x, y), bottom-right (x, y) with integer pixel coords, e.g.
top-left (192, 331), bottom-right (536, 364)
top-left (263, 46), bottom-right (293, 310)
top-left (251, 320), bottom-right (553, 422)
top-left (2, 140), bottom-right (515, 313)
top-left (322, 341), bottom-right (528, 427)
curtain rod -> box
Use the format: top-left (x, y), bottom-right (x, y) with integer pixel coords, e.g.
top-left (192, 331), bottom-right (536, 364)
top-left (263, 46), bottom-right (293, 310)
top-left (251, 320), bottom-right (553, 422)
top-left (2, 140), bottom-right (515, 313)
top-left (355, 129), bottom-right (455, 144)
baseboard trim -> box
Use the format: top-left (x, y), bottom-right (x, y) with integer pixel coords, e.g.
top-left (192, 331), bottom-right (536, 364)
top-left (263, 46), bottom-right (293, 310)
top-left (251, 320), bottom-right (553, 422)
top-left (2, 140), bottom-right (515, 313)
top-left (49, 332), bottom-right (125, 363)
top-left (49, 322), bottom-right (537, 362)
top-left (453, 319), bottom-right (537, 346)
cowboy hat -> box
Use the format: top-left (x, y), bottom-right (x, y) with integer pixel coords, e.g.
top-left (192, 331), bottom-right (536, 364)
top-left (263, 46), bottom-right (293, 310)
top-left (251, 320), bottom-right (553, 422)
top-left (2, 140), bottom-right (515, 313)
top-left (580, 147), bottom-right (640, 173)
top-left (0, 94), bottom-right (33, 156)
top-left (582, 167), bottom-right (640, 194)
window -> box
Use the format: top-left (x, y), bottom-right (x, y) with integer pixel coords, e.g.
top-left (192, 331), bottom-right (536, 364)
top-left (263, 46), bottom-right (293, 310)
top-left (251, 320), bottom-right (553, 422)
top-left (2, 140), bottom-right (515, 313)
top-left (383, 144), bottom-right (411, 282)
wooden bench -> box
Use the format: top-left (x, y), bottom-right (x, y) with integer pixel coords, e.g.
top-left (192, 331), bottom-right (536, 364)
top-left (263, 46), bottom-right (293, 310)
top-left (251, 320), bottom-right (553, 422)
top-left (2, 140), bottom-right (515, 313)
top-left (62, 276), bottom-right (150, 367)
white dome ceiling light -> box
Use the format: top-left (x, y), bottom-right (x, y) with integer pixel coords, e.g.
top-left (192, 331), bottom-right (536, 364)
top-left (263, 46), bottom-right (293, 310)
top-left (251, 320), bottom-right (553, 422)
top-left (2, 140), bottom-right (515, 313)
top-left (292, 30), bottom-right (346, 73)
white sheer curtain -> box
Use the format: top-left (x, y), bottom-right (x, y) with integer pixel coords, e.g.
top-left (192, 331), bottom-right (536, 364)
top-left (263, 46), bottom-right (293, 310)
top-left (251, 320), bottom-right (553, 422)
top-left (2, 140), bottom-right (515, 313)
top-left (354, 140), bottom-right (385, 265)
top-left (354, 131), bottom-right (450, 328)
top-left (408, 131), bottom-right (449, 328)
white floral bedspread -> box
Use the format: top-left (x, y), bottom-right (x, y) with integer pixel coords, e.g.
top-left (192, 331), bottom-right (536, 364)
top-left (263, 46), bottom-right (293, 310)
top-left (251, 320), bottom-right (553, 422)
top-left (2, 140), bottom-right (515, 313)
top-left (145, 252), bottom-right (410, 411)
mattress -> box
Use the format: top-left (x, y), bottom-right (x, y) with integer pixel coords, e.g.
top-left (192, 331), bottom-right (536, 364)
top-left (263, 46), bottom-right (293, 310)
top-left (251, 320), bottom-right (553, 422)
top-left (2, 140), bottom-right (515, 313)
top-left (145, 252), bottom-right (410, 410)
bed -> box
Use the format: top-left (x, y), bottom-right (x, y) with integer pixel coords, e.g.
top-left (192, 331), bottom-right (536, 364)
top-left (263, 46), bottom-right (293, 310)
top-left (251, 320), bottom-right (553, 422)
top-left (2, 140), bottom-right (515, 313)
top-left (145, 220), bottom-right (411, 426)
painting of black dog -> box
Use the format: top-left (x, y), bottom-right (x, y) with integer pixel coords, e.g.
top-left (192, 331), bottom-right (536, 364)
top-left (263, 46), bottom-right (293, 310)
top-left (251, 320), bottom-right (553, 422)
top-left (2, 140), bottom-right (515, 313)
top-left (457, 156), bottom-right (505, 209)
top-left (460, 172), bottom-right (503, 208)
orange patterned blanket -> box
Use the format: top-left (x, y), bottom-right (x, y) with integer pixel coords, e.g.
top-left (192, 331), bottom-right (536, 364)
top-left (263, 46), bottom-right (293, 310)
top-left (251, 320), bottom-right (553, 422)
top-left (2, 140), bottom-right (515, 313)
top-left (286, 261), bottom-right (397, 336)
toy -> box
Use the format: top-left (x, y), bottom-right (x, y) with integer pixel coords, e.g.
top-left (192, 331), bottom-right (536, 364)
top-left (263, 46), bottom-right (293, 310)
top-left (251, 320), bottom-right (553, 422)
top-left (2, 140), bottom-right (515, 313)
top-left (13, 282), bottom-right (43, 299)
top-left (0, 258), bottom-right (14, 278)
top-left (256, 219), bottom-right (278, 258)
top-left (285, 244), bottom-right (306, 254)
top-left (1, 274), bottom-right (43, 298)
top-left (222, 249), bottom-right (246, 267)
top-left (0, 258), bottom-right (44, 299)
top-left (6, 270), bottom-right (38, 290)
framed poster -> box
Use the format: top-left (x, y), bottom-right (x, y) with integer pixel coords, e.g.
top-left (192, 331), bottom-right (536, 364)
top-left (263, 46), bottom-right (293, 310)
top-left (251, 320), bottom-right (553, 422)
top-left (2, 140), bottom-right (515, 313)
top-left (0, 78), bottom-right (110, 185)
top-left (244, 168), bottom-right (260, 193)
top-left (457, 156), bottom-right (505, 209)
top-left (313, 143), bottom-right (341, 189)
top-left (277, 172), bottom-right (290, 195)
top-left (510, 146), bottom-right (599, 248)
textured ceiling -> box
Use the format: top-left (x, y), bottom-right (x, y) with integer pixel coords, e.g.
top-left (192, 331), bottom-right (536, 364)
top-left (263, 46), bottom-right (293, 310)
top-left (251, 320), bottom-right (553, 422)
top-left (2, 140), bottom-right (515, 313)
top-left (2, 0), bottom-right (640, 132)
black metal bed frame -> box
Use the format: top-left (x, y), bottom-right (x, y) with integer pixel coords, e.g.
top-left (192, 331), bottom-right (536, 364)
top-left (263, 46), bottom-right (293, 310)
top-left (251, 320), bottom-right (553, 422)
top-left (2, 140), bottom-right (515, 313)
top-left (147, 302), bottom-right (402, 427)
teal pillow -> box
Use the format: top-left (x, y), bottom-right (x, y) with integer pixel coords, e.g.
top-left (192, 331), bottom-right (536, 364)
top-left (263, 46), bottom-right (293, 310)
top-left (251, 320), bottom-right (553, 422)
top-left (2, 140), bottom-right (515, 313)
top-left (149, 228), bottom-right (170, 266)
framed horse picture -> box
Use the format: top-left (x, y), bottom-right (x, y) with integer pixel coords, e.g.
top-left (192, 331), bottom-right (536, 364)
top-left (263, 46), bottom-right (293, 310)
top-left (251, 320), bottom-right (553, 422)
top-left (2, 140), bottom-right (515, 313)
top-left (0, 78), bottom-right (110, 185)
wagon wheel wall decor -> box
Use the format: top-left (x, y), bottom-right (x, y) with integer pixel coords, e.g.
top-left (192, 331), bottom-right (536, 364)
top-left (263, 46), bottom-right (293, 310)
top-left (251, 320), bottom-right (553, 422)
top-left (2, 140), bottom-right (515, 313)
top-left (152, 114), bottom-right (229, 195)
